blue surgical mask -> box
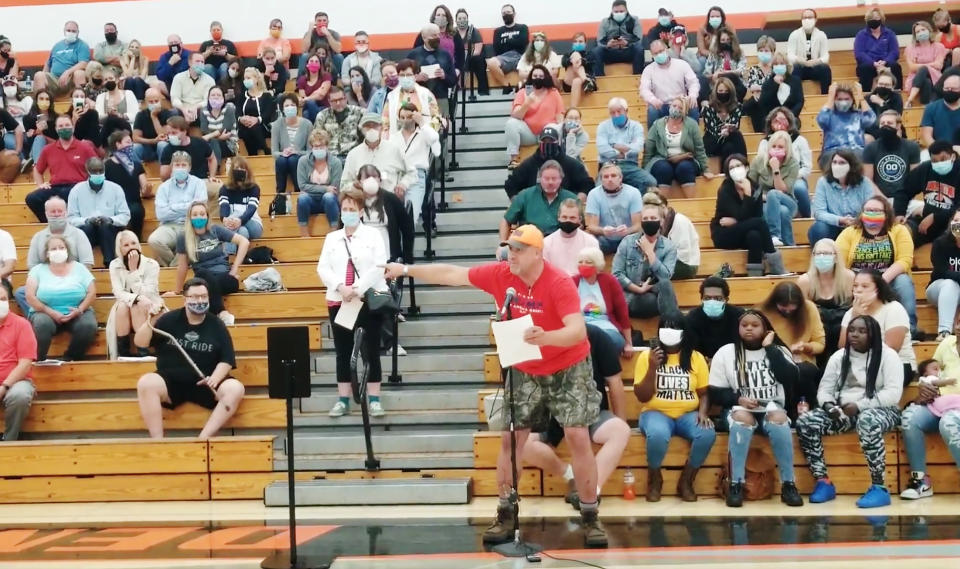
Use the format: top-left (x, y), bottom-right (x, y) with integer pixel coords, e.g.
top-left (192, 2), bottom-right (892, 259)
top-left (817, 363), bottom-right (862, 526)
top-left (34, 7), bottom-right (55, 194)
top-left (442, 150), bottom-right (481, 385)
top-left (283, 106), bottom-right (297, 118)
top-left (612, 12), bottom-right (627, 23)
top-left (190, 217), bottom-right (207, 230)
top-left (89, 173), bottom-right (105, 186)
top-left (659, 15), bottom-right (672, 26)
top-left (709, 16), bottom-right (722, 28)
top-left (611, 114), bottom-right (628, 128)
top-left (243, 78), bottom-right (255, 89)
top-left (702, 299), bottom-right (725, 318)
top-left (191, 64), bottom-right (205, 75)
top-left (654, 52), bottom-right (670, 65)
top-left (773, 64), bottom-right (787, 75)
top-left (757, 51), bottom-right (772, 64)
top-left (814, 254), bottom-right (835, 272)
top-left (932, 159), bottom-right (955, 176)
top-left (565, 120), bottom-right (579, 131)
top-left (835, 100), bottom-right (852, 112)
top-left (341, 211), bottom-right (360, 227)
top-left (167, 134), bottom-right (181, 147)
top-left (312, 148), bottom-right (327, 160)
top-left (916, 30), bottom-right (930, 42)
top-left (399, 76), bottom-right (416, 91)
top-left (572, 42), bottom-right (586, 52)
top-left (172, 167), bottom-right (189, 182)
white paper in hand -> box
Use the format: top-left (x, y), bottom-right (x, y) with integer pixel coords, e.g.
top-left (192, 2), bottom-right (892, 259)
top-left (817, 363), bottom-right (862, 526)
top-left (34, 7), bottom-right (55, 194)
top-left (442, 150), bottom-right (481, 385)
top-left (334, 297), bottom-right (364, 330)
top-left (491, 314), bottom-right (542, 368)
top-left (421, 63), bottom-right (441, 77)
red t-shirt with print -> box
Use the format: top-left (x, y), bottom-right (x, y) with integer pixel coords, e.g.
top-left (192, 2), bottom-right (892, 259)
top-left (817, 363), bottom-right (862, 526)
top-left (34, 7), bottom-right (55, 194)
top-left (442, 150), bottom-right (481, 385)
top-left (469, 261), bottom-right (590, 376)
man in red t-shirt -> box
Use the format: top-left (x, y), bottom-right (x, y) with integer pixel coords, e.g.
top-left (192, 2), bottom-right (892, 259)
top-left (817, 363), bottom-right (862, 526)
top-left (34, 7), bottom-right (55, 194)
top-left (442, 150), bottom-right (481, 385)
top-left (0, 285), bottom-right (38, 440)
top-left (26, 114), bottom-right (98, 222)
top-left (384, 224), bottom-right (607, 547)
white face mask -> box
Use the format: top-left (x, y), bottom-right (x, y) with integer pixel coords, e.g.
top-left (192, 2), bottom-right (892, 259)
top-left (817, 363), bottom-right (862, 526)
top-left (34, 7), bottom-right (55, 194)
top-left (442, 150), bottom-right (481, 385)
top-left (364, 128), bottom-right (381, 144)
top-left (831, 163), bottom-right (851, 180)
top-left (0, 300), bottom-right (9, 318)
top-left (729, 165), bottom-right (747, 182)
top-left (2, 86), bottom-right (16, 98)
top-left (658, 328), bottom-right (683, 346)
top-left (801, 18), bottom-right (816, 31)
top-left (362, 177), bottom-right (380, 195)
top-left (48, 249), bottom-right (68, 264)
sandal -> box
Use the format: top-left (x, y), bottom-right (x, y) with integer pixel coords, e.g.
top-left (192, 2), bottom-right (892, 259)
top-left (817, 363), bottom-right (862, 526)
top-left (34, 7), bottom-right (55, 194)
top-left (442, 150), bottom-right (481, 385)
top-left (507, 158), bottom-right (520, 170)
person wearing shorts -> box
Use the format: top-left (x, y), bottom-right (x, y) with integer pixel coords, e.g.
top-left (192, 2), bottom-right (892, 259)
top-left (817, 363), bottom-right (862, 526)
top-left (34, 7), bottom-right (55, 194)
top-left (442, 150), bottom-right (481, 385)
top-left (523, 325), bottom-right (630, 510)
top-left (135, 277), bottom-right (245, 439)
top-left (384, 224), bottom-right (607, 547)
top-left (486, 5), bottom-right (529, 93)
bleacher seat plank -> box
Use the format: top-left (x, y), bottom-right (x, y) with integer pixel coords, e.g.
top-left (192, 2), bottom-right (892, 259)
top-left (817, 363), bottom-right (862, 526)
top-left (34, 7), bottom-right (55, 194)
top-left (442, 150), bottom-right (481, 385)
top-left (0, 439), bottom-right (208, 477)
top-left (87, 291), bottom-right (328, 323)
top-left (0, 395), bottom-right (283, 434)
top-left (208, 436), bottom-right (275, 473)
top-left (0, 473), bottom-right (210, 503)
top-left (766, 3), bottom-right (942, 25)
top-left (46, 323), bottom-right (320, 359)
top-left (32, 356), bottom-right (269, 392)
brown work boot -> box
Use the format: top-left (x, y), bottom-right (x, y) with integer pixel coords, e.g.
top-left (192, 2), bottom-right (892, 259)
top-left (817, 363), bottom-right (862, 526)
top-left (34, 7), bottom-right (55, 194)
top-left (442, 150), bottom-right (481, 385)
top-left (677, 463), bottom-right (699, 502)
top-left (482, 502), bottom-right (518, 543)
top-left (580, 509), bottom-right (608, 547)
top-left (564, 479), bottom-right (581, 511)
top-left (646, 468), bottom-right (663, 502)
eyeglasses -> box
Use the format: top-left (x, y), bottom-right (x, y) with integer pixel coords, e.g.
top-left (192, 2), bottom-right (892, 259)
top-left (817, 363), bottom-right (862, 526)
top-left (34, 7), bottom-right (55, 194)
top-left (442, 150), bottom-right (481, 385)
top-left (329, 97), bottom-right (346, 104)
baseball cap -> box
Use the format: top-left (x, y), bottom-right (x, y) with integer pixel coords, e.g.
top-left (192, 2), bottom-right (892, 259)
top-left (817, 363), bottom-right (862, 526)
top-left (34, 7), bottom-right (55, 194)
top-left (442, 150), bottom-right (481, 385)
top-left (359, 112), bottom-right (381, 126)
top-left (500, 224), bottom-right (544, 249)
top-left (658, 8), bottom-right (671, 16)
top-left (539, 125), bottom-right (560, 142)
top-left (671, 25), bottom-right (687, 45)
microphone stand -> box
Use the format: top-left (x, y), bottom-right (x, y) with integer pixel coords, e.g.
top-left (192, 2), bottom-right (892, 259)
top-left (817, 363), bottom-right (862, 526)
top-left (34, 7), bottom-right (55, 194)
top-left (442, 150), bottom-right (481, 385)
top-left (492, 298), bottom-right (542, 558)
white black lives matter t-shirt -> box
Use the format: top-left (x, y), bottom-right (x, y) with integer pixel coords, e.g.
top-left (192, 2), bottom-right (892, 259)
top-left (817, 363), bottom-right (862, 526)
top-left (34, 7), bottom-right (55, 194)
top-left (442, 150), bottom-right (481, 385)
top-left (152, 308), bottom-right (236, 381)
top-left (708, 343), bottom-right (789, 407)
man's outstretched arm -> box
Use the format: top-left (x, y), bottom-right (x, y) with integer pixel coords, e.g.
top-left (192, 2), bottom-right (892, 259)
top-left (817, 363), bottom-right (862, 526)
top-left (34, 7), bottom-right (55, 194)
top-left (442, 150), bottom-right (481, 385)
top-left (384, 262), bottom-right (472, 287)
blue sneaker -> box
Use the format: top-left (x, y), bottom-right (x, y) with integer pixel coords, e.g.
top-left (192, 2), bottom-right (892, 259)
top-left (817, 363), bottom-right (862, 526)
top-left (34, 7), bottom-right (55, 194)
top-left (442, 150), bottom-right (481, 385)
top-left (809, 480), bottom-right (836, 503)
top-left (857, 485), bottom-right (891, 508)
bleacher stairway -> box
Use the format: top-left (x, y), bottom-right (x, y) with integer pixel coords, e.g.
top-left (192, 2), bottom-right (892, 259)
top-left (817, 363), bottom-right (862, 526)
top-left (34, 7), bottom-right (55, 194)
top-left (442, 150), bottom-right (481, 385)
top-left (266, 94), bottom-right (514, 505)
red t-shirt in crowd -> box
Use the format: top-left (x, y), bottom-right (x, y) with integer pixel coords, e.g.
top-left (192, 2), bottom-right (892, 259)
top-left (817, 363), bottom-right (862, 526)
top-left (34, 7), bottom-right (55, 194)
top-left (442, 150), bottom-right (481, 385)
top-left (0, 313), bottom-right (36, 381)
top-left (469, 261), bottom-right (590, 376)
top-left (36, 138), bottom-right (98, 186)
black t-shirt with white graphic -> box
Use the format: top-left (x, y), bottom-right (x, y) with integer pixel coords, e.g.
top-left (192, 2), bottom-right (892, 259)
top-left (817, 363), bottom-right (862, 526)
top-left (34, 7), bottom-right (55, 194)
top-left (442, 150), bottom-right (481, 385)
top-left (862, 139), bottom-right (920, 198)
top-left (152, 308), bottom-right (236, 380)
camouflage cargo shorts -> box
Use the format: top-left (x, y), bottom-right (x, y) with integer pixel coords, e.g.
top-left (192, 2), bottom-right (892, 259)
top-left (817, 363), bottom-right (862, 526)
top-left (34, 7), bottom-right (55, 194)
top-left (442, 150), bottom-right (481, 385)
top-left (507, 356), bottom-right (600, 429)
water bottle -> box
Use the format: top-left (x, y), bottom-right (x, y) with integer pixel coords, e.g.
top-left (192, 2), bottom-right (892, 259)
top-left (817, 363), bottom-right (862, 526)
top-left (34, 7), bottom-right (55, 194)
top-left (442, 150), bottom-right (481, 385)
top-left (623, 469), bottom-right (635, 500)
top-left (797, 397), bottom-right (810, 417)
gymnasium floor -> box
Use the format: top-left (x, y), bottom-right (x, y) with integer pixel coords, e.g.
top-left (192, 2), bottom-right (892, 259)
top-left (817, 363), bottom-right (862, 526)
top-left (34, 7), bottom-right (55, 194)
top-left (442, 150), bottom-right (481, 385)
top-left (4, 497), bottom-right (960, 568)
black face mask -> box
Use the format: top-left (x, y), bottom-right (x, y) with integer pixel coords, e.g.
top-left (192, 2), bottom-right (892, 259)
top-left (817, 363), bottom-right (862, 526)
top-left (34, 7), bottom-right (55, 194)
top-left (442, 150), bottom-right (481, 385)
top-left (716, 91), bottom-right (731, 102)
top-left (641, 220), bottom-right (661, 236)
top-left (558, 221), bottom-right (579, 234)
top-left (232, 169), bottom-right (247, 183)
top-left (426, 38), bottom-right (440, 49)
top-left (538, 141), bottom-right (561, 159)
top-left (940, 24), bottom-right (952, 33)
top-left (867, 19), bottom-right (882, 30)
top-left (878, 125), bottom-right (900, 145)
top-left (104, 80), bottom-right (117, 91)
top-left (502, 14), bottom-right (514, 26)
top-left (719, 42), bottom-right (732, 51)
top-left (874, 86), bottom-right (891, 98)
top-left (105, 32), bottom-right (118, 43)
top-left (0, 50), bottom-right (10, 58)
top-left (91, 77), bottom-right (103, 86)
top-left (944, 91), bottom-right (960, 104)
top-left (529, 77), bottom-right (546, 89)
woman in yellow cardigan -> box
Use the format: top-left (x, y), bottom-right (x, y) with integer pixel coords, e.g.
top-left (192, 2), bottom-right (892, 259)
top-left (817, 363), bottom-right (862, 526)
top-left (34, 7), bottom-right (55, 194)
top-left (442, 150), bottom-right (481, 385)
top-left (835, 196), bottom-right (917, 337)
top-left (758, 281), bottom-right (827, 409)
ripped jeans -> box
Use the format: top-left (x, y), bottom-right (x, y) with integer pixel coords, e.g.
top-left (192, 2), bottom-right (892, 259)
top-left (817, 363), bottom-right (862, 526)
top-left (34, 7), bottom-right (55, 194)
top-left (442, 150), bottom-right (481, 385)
top-left (796, 406), bottom-right (900, 485)
top-left (727, 409), bottom-right (796, 483)
top-left (901, 404), bottom-right (960, 472)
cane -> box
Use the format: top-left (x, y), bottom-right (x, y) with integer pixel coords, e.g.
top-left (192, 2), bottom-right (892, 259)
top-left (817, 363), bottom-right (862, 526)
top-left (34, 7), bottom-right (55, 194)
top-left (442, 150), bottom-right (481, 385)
top-left (147, 320), bottom-right (223, 403)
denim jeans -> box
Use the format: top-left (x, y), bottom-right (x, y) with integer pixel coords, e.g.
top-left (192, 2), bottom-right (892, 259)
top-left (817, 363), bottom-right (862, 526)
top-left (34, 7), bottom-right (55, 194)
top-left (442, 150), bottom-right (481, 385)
top-left (926, 279), bottom-right (960, 334)
top-left (794, 178), bottom-right (811, 218)
top-left (727, 411), bottom-right (796, 483)
top-left (890, 272), bottom-right (918, 335)
top-left (405, 168), bottom-right (427, 224)
top-left (649, 159), bottom-right (698, 187)
top-left (134, 141), bottom-right (168, 163)
top-left (646, 104), bottom-right (700, 127)
top-left (30, 135), bottom-right (46, 163)
top-left (639, 410), bottom-right (717, 469)
top-left (226, 219), bottom-right (263, 255)
top-left (274, 153), bottom-right (301, 193)
top-left (591, 42), bottom-right (645, 76)
top-left (3, 131), bottom-right (16, 152)
top-left (901, 404), bottom-right (960, 472)
top-left (617, 161), bottom-right (658, 194)
top-left (807, 221), bottom-right (841, 246)
top-left (587, 321), bottom-right (626, 352)
top-left (763, 189), bottom-right (798, 245)
top-left (298, 191), bottom-right (339, 225)
top-left (303, 100), bottom-right (324, 123)
top-left (203, 62), bottom-right (230, 83)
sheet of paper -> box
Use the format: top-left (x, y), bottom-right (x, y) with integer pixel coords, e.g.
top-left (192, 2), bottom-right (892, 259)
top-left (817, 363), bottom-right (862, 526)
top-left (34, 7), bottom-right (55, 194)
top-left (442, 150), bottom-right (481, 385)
top-left (421, 63), bottom-right (441, 77)
top-left (334, 297), bottom-right (363, 330)
top-left (490, 314), bottom-right (542, 368)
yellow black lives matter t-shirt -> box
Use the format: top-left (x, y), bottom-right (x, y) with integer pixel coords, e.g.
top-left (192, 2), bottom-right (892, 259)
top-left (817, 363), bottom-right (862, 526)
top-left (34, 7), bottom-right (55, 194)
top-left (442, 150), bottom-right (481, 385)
top-left (633, 350), bottom-right (709, 419)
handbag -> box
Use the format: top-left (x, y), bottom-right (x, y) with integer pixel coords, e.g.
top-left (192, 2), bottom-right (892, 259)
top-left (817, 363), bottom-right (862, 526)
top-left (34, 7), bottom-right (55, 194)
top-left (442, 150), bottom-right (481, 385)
top-left (342, 237), bottom-right (400, 316)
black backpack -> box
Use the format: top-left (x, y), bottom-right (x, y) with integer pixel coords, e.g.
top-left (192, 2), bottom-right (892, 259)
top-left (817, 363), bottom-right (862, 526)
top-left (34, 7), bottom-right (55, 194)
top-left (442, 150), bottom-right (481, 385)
top-left (244, 246), bottom-right (277, 265)
top-left (269, 194), bottom-right (288, 218)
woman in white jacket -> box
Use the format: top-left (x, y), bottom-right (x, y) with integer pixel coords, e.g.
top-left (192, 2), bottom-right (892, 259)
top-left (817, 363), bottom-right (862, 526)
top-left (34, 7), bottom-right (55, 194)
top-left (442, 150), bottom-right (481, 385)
top-left (107, 230), bottom-right (166, 359)
top-left (317, 188), bottom-right (389, 418)
top-left (786, 9), bottom-right (832, 95)
top-left (796, 314), bottom-right (903, 508)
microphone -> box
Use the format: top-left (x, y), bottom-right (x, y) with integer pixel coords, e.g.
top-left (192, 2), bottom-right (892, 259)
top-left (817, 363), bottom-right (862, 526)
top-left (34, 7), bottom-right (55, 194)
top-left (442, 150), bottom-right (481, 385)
top-left (498, 287), bottom-right (517, 321)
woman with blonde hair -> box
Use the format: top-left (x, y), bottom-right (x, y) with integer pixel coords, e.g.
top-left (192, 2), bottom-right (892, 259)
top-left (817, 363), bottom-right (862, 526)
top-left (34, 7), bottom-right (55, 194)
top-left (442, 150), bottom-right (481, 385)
top-left (643, 190), bottom-right (700, 279)
top-left (107, 229), bottom-right (166, 359)
top-left (904, 20), bottom-right (947, 107)
top-left (933, 8), bottom-right (960, 68)
top-left (173, 202), bottom-right (249, 326)
top-left (748, 129), bottom-right (800, 245)
top-left (236, 67), bottom-right (275, 156)
top-left (517, 31), bottom-right (563, 84)
top-left (119, 39), bottom-right (152, 99)
top-left (797, 238), bottom-right (855, 361)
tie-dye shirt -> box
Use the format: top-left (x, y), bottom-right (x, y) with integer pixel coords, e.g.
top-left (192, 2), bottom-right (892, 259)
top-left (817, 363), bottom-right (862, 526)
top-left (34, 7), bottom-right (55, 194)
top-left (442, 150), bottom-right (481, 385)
top-left (816, 107), bottom-right (877, 154)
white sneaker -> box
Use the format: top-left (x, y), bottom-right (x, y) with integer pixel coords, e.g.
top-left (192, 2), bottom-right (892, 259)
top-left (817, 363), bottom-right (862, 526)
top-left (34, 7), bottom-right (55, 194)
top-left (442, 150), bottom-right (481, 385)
top-left (388, 344), bottom-right (407, 356)
top-left (328, 400), bottom-right (348, 417)
top-left (772, 237), bottom-right (784, 247)
top-left (369, 400), bottom-right (385, 417)
top-left (218, 311), bottom-right (236, 326)
top-left (900, 472), bottom-right (933, 500)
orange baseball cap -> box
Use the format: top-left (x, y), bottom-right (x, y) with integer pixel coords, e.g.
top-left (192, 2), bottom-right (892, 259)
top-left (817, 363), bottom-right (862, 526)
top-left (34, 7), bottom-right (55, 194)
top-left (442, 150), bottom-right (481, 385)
top-left (500, 224), bottom-right (544, 249)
